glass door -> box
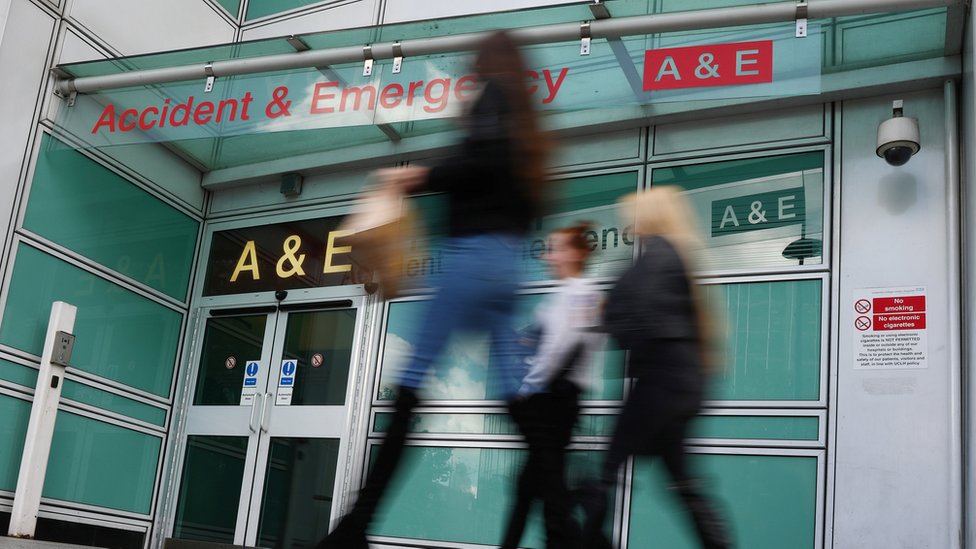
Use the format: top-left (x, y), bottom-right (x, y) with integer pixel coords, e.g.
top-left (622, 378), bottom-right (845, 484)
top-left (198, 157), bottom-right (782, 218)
top-left (172, 295), bottom-right (366, 548)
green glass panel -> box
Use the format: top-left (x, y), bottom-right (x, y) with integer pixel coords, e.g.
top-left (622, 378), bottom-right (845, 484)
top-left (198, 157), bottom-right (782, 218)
top-left (0, 358), bottom-right (38, 388)
top-left (0, 395), bottom-right (31, 491)
top-left (256, 437), bottom-right (340, 548)
top-left (653, 152), bottom-right (824, 270)
top-left (691, 415), bottom-right (819, 441)
top-left (373, 446), bottom-right (610, 547)
top-left (378, 295), bottom-right (625, 401)
top-left (61, 380), bottom-right (167, 427)
top-left (246, 0), bottom-right (317, 21)
top-left (629, 453), bottom-right (818, 549)
top-left (374, 412), bottom-right (616, 437)
top-left (830, 10), bottom-right (946, 70)
top-left (194, 315), bottom-right (267, 406)
top-left (215, 0), bottom-right (240, 18)
top-left (173, 436), bottom-right (248, 543)
top-left (0, 244), bottom-right (183, 397)
top-left (704, 279), bottom-right (822, 401)
top-left (44, 412), bottom-right (161, 514)
top-left (281, 309), bottom-right (356, 406)
top-left (24, 135), bottom-right (199, 301)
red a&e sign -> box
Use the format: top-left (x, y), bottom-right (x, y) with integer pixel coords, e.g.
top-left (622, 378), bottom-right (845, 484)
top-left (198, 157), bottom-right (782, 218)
top-left (643, 40), bottom-right (773, 91)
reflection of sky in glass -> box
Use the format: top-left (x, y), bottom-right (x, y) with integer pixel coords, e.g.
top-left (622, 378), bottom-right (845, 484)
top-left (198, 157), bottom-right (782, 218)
top-left (380, 295), bottom-right (624, 401)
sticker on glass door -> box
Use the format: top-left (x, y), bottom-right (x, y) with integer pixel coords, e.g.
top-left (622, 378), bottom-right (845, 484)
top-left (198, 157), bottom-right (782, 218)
top-left (277, 359), bottom-right (297, 405)
top-left (240, 360), bottom-right (261, 405)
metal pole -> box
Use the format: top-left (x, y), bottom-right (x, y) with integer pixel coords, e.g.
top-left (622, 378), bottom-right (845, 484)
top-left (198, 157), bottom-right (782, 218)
top-left (944, 79), bottom-right (963, 549)
top-left (55, 0), bottom-right (960, 96)
top-left (8, 302), bottom-right (77, 538)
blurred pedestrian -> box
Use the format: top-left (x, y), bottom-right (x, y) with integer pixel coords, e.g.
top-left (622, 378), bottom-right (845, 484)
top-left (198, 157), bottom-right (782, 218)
top-left (316, 30), bottom-right (549, 549)
top-left (581, 187), bottom-right (731, 549)
top-left (501, 222), bottom-right (604, 549)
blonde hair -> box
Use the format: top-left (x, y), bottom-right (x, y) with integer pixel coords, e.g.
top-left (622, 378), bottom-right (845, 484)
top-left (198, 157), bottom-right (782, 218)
top-left (619, 186), bottom-right (725, 373)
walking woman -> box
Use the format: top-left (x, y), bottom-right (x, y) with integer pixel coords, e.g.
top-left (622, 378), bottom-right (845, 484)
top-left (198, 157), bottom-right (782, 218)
top-left (501, 222), bottom-right (604, 549)
top-left (317, 30), bottom-right (549, 549)
top-left (583, 187), bottom-right (731, 549)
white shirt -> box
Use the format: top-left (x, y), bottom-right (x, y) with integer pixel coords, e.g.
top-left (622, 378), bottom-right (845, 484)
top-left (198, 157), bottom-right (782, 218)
top-left (519, 277), bottom-right (604, 395)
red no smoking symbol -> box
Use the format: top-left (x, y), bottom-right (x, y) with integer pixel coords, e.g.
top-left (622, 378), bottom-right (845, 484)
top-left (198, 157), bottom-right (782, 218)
top-left (855, 316), bottom-right (872, 331)
top-left (854, 299), bottom-right (871, 314)
top-left (311, 353), bottom-right (324, 368)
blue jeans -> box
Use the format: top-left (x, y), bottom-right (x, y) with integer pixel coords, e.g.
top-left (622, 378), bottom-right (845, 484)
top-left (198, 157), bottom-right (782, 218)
top-left (396, 233), bottom-right (524, 399)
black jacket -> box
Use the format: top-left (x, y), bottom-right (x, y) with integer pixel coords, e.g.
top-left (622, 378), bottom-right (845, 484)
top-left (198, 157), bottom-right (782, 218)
top-left (425, 79), bottom-right (533, 237)
top-left (604, 235), bottom-right (704, 393)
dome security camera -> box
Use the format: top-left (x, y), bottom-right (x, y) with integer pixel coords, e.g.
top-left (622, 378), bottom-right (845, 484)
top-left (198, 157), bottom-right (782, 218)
top-left (876, 100), bottom-right (920, 166)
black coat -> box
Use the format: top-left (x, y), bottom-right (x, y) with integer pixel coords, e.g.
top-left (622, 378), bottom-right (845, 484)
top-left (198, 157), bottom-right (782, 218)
top-left (604, 235), bottom-right (705, 397)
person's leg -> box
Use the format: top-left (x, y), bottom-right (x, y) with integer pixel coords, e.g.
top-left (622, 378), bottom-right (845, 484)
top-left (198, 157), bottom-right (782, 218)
top-left (539, 386), bottom-right (581, 549)
top-left (660, 415), bottom-right (732, 549)
top-left (501, 397), bottom-right (546, 549)
top-left (319, 244), bottom-right (474, 547)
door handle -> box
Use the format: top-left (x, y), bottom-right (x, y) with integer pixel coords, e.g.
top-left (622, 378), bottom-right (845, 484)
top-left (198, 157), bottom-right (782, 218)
top-left (249, 393), bottom-right (262, 433)
top-left (261, 392), bottom-right (273, 432)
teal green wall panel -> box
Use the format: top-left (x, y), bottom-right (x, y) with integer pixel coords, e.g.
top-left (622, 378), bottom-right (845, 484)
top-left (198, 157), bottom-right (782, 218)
top-left (45, 411), bottom-right (160, 514)
top-left (0, 358), bottom-right (38, 388)
top-left (25, 135), bottom-right (198, 301)
top-left (373, 446), bottom-right (609, 548)
top-left (691, 415), bottom-right (819, 441)
top-left (215, 0), bottom-right (240, 17)
top-left (629, 453), bottom-right (818, 549)
top-left (705, 279), bottom-right (823, 401)
top-left (0, 244), bottom-right (183, 397)
top-left (0, 395), bottom-right (31, 492)
top-left (62, 381), bottom-right (167, 427)
top-left (246, 0), bottom-right (317, 20)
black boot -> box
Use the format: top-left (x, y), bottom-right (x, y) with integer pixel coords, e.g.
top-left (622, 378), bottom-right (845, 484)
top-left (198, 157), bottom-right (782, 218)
top-left (671, 479), bottom-right (732, 549)
top-left (576, 480), bottom-right (613, 549)
top-left (313, 387), bottom-right (420, 549)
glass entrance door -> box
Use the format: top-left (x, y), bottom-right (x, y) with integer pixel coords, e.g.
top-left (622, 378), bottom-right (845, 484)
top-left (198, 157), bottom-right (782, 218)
top-left (171, 295), bottom-right (366, 548)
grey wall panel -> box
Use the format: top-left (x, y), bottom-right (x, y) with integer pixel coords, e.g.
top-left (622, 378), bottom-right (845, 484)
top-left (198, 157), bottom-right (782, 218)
top-left (653, 104), bottom-right (826, 157)
top-left (209, 166), bottom-right (369, 216)
top-left (241, 0), bottom-right (378, 40)
top-left (65, 0), bottom-right (234, 56)
top-left (550, 129), bottom-right (642, 169)
top-left (835, 89), bottom-right (955, 547)
top-left (0, 0), bottom-right (56, 253)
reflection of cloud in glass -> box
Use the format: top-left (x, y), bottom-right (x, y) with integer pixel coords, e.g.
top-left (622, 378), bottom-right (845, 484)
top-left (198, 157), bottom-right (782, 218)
top-left (424, 334), bottom-right (488, 400)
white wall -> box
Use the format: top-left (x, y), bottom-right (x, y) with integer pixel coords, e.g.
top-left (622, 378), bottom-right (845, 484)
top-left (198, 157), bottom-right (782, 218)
top-left (835, 89), bottom-right (957, 548)
top-left (0, 0), bottom-right (56, 268)
top-left (64, 0), bottom-right (234, 55)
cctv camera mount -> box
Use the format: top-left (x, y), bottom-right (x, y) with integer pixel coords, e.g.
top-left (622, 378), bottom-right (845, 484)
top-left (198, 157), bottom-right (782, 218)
top-left (876, 100), bottom-right (920, 167)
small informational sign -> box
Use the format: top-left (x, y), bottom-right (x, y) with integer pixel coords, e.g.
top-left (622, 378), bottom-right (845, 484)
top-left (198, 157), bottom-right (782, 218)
top-left (276, 359), bottom-right (297, 405)
top-left (310, 353), bottom-right (324, 368)
top-left (240, 361), bottom-right (260, 405)
top-left (853, 286), bottom-right (927, 370)
top-left (225, 356), bottom-right (237, 370)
